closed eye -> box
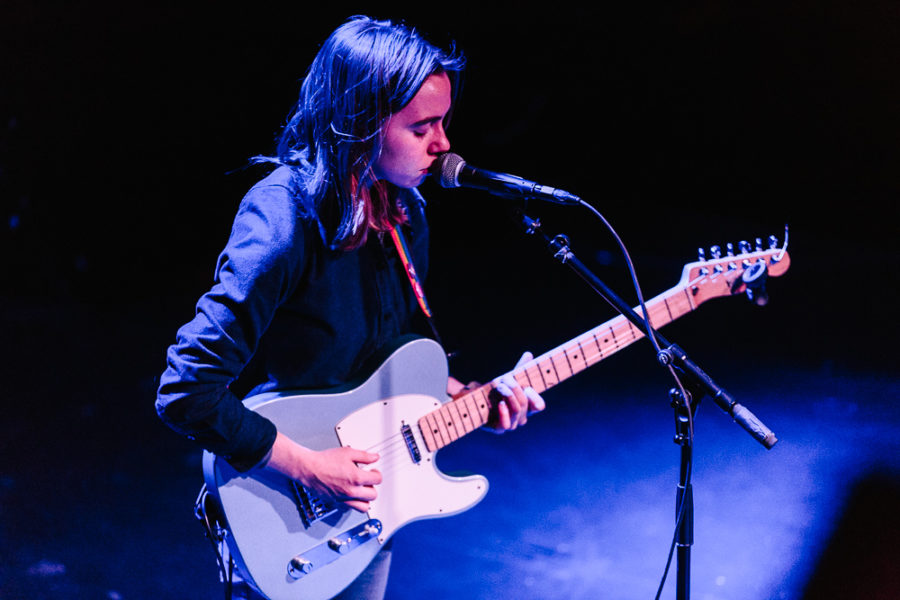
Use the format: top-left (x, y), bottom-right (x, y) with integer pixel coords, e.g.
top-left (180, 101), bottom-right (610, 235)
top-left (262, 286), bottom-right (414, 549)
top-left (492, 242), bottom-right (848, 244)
top-left (411, 116), bottom-right (443, 136)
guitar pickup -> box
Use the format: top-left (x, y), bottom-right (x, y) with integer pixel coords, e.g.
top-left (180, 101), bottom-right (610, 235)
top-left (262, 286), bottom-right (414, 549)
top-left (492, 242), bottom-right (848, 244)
top-left (401, 423), bottom-right (421, 464)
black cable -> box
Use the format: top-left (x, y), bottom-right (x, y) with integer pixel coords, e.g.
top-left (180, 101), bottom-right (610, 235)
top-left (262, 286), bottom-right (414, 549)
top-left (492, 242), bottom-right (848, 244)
top-left (194, 485), bottom-right (235, 599)
top-left (574, 200), bottom-right (695, 598)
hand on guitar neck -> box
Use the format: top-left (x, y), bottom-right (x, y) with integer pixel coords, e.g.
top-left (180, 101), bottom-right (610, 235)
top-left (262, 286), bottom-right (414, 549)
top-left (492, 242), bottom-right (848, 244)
top-left (448, 351), bottom-right (546, 433)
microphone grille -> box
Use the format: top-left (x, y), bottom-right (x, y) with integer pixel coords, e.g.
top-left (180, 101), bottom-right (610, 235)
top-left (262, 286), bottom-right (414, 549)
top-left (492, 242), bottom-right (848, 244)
top-left (432, 152), bottom-right (465, 188)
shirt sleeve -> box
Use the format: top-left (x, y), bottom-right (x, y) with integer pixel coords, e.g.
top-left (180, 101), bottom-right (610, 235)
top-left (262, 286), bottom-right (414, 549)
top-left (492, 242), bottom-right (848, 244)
top-left (156, 180), bottom-right (305, 472)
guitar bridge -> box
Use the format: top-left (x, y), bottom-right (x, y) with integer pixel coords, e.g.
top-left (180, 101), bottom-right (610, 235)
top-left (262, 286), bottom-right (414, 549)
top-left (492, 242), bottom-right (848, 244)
top-left (291, 482), bottom-right (338, 527)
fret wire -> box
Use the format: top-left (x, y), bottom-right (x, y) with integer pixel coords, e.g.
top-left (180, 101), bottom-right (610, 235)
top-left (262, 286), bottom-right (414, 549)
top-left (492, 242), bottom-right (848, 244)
top-left (459, 395), bottom-right (478, 430)
top-left (418, 280), bottom-right (710, 454)
top-left (462, 394), bottom-right (484, 428)
top-left (439, 405), bottom-right (460, 441)
top-left (447, 401), bottom-right (471, 434)
top-left (428, 412), bottom-right (448, 449)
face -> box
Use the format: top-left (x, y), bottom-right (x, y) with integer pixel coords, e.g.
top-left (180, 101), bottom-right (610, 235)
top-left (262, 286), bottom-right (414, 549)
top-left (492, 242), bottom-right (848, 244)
top-left (373, 72), bottom-right (452, 188)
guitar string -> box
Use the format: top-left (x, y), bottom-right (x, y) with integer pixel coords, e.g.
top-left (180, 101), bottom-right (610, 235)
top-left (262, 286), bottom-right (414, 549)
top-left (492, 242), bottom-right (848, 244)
top-left (365, 433), bottom-right (404, 454)
top-left (367, 439), bottom-right (420, 478)
top-left (357, 272), bottom-right (706, 469)
top-left (361, 275), bottom-right (710, 465)
top-left (318, 264), bottom-right (757, 505)
top-left (518, 288), bottom-right (695, 388)
top-left (532, 281), bottom-right (703, 380)
top-left (373, 441), bottom-right (408, 464)
top-left (407, 268), bottom-right (731, 418)
top-left (368, 265), bottom-right (753, 496)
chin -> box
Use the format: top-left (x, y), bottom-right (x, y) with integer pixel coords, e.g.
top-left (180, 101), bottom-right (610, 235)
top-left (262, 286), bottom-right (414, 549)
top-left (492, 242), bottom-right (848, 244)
top-left (380, 171), bottom-right (427, 189)
top-left (399, 175), bottom-right (427, 189)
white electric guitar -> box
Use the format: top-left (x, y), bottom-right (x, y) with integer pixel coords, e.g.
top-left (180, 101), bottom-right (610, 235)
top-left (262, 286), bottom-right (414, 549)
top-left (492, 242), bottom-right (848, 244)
top-left (202, 239), bottom-right (790, 600)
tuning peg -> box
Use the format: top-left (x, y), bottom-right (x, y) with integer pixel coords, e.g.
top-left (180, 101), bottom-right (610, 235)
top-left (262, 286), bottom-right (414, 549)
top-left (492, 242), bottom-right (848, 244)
top-left (742, 260), bottom-right (769, 306)
top-left (698, 247), bottom-right (706, 262)
top-left (755, 237), bottom-right (763, 251)
top-left (726, 242), bottom-right (735, 256)
top-left (768, 235), bottom-right (778, 249)
top-left (710, 245), bottom-right (721, 259)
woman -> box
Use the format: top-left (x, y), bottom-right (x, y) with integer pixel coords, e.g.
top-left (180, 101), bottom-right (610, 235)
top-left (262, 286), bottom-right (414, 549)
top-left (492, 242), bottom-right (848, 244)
top-left (156, 15), bottom-right (543, 599)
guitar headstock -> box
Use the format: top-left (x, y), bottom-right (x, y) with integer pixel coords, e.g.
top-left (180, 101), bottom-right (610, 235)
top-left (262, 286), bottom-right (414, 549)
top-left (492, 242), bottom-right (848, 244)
top-left (679, 235), bottom-right (791, 307)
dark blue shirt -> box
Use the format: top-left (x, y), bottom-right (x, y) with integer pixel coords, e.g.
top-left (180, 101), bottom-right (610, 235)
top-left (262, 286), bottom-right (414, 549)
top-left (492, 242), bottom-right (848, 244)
top-left (156, 167), bottom-right (429, 471)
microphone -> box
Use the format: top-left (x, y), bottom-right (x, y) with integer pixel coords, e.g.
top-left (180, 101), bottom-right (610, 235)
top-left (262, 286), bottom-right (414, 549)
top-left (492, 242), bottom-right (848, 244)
top-left (430, 152), bottom-right (582, 206)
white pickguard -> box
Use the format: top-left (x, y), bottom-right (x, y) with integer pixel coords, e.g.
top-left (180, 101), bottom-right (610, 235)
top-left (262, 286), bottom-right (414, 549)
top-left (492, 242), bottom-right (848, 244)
top-left (336, 394), bottom-right (489, 543)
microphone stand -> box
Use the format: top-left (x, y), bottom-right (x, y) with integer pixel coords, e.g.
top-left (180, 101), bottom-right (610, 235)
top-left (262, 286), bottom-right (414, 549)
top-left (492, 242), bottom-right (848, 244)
top-left (514, 211), bottom-right (777, 600)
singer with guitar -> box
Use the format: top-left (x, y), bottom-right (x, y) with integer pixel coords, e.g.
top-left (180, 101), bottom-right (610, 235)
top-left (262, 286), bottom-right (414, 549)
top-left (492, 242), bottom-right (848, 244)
top-left (156, 16), bottom-right (544, 600)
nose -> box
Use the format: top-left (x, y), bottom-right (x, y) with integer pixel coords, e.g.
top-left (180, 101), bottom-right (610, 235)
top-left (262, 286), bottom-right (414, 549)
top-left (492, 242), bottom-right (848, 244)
top-left (430, 124), bottom-right (451, 155)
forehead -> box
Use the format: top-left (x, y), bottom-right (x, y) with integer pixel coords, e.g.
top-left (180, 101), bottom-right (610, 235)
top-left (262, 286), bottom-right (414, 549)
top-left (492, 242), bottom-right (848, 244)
top-left (392, 72), bottom-right (452, 123)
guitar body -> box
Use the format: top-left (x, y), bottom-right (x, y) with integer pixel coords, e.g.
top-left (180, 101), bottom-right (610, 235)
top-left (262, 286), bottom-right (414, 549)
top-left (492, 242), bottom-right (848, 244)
top-left (202, 336), bottom-right (489, 600)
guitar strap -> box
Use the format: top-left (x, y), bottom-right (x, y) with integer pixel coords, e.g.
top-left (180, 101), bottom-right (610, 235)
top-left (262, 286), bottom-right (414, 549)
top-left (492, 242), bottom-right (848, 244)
top-left (390, 223), bottom-right (452, 357)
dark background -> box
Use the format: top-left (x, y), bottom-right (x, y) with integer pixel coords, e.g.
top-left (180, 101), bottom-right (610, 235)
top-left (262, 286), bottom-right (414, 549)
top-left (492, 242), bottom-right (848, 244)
top-left (2, 2), bottom-right (897, 372)
top-left (1, 2), bottom-right (898, 598)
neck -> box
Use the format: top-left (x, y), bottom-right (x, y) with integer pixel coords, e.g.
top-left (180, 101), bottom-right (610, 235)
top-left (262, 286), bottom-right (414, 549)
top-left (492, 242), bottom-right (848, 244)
top-left (417, 283), bottom-right (699, 452)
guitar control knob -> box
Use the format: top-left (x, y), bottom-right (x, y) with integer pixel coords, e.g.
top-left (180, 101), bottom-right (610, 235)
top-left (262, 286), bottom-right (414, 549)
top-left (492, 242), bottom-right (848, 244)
top-left (288, 557), bottom-right (314, 579)
top-left (329, 537), bottom-right (351, 554)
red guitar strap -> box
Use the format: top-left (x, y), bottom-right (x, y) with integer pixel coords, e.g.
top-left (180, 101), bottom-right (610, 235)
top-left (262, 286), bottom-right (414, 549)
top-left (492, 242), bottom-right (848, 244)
top-left (390, 224), bottom-right (451, 355)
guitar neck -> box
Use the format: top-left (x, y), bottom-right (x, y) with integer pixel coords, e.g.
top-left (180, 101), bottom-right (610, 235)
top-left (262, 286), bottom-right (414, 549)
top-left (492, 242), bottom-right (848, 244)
top-left (418, 282), bottom-right (698, 452)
